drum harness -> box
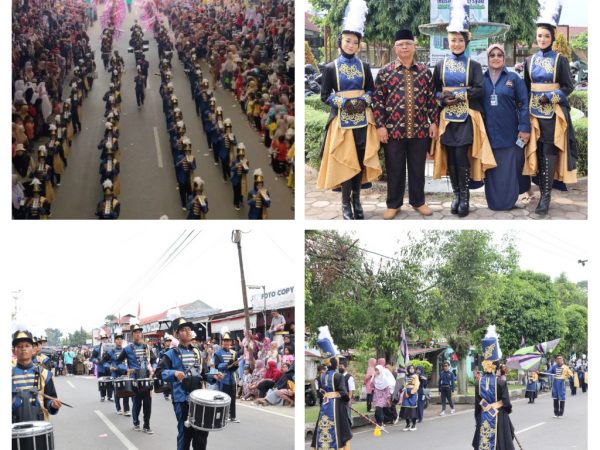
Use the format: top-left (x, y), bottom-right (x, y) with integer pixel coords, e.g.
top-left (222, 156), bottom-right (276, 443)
top-left (12, 365), bottom-right (46, 422)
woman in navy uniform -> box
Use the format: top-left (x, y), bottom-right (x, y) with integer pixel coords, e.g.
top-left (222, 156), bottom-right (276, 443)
top-left (230, 143), bottom-right (250, 211)
top-left (158, 317), bottom-right (216, 450)
top-left (316, 0), bottom-right (381, 220)
top-left (248, 169), bottom-right (271, 220)
top-left (12, 330), bottom-right (62, 423)
top-left (214, 328), bottom-right (240, 423)
top-left (187, 177), bottom-right (208, 220)
top-left (431, 1), bottom-right (495, 217)
top-left (525, 370), bottom-right (539, 404)
top-left (548, 354), bottom-right (573, 417)
top-left (523, 1), bottom-right (577, 215)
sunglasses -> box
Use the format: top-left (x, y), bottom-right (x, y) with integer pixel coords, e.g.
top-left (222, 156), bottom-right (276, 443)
top-left (489, 53), bottom-right (504, 58)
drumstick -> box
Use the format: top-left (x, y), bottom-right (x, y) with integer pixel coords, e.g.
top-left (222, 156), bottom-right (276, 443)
top-left (42, 393), bottom-right (73, 408)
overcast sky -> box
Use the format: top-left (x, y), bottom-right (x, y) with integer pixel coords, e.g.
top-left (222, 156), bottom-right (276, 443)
top-left (6, 223), bottom-right (298, 337)
top-left (348, 225), bottom-right (589, 283)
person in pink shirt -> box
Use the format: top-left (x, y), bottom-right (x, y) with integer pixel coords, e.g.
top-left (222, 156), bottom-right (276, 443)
top-left (364, 358), bottom-right (376, 412)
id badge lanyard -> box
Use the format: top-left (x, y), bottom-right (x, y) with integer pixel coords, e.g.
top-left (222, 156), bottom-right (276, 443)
top-left (490, 76), bottom-right (499, 106)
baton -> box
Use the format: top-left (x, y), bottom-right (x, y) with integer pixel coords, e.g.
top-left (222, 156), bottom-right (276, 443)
top-left (43, 393), bottom-right (73, 408)
top-left (514, 432), bottom-right (525, 450)
top-left (349, 406), bottom-right (389, 434)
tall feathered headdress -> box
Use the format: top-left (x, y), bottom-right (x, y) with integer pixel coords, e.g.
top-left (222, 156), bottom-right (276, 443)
top-left (316, 326), bottom-right (340, 360)
top-left (341, 0), bottom-right (369, 38)
top-left (537, 0), bottom-right (563, 28)
top-left (482, 325), bottom-right (502, 362)
top-left (447, 0), bottom-right (470, 33)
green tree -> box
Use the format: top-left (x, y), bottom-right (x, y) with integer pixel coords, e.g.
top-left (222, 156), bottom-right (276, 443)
top-left (486, 270), bottom-right (568, 357)
top-left (62, 327), bottom-right (90, 347)
top-left (553, 273), bottom-right (587, 308)
top-left (560, 304), bottom-right (587, 356)
top-left (104, 314), bottom-right (117, 326)
top-left (423, 230), bottom-right (517, 394)
top-left (489, 0), bottom-right (540, 45)
top-left (571, 31), bottom-right (588, 51)
top-left (44, 328), bottom-right (63, 347)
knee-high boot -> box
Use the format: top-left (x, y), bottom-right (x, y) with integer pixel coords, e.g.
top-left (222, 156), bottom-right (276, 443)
top-left (535, 153), bottom-right (557, 215)
top-left (457, 166), bottom-right (470, 217)
top-left (341, 180), bottom-right (354, 220)
top-left (351, 173), bottom-right (364, 220)
top-left (553, 399), bottom-right (559, 416)
top-left (559, 400), bottom-right (565, 417)
top-left (447, 165), bottom-right (460, 214)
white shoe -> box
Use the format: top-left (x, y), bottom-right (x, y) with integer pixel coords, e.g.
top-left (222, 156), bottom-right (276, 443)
top-left (403, 425), bottom-right (410, 432)
top-left (450, 409), bottom-right (456, 414)
top-left (439, 411), bottom-right (446, 416)
top-left (182, 207), bottom-right (187, 211)
top-left (117, 410), bottom-right (123, 415)
top-left (393, 416), bottom-right (399, 425)
top-left (410, 426), bottom-right (417, 431)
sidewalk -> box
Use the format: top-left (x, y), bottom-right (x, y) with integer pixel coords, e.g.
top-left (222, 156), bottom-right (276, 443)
top-left (305, 166), bottom-right (588, 220)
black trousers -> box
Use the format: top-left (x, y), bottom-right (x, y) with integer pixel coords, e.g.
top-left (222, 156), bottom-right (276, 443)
top-left (132, 390), bottom-right (152, 428)
top-left (257, 379), bottom-right (275, 398)
top-left (232, 184), bottom-right (243, 207)
top-left (221, 383), bottom-right (236, 419)
top-left (136, 88), bottom-right (145, 106)
top-left (383, 138), bottom-right (429, 208)
top-left (446, 145), bottom-right (470, 168)
top-left (115, 395), bottom-right (130, 412)
top-left (175, 402), bottom-right (208, 450)
top-left (366, 392), bottom-right (373, 412)
top-left (178, 181), bottom-right (192, 207)
top-left (352, 126), bottom-right (366, 171)
top-left (440, 386), bottom-right (454, 410)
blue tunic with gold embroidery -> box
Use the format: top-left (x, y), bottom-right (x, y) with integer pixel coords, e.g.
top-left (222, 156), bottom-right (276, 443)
top-left (473, 374), bottom-right (515, 450)
top-left (311, 369), bottom-right (352, 449)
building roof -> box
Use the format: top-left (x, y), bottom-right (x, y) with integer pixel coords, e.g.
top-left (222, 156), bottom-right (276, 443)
top-left (305, 13), bottom-right (319, 33)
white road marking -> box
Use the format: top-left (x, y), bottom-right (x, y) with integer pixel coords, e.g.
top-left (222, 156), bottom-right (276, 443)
top-left (515, 422), bottom-right (546, 435)
top-left (67, 380), bottom-right (75, 388)
top-left (94, 410), bottom-right (139, 450)
top-left (153, 127), bottom-right (164, 168)
top-left (237, 402), bottom-right (294, 419)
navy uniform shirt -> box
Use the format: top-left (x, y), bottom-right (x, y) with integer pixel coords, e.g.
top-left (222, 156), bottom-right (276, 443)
top-left (483, 68), bottom-right (530, 149)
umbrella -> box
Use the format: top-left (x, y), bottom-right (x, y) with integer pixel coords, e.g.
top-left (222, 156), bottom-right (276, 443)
top-left (506, 338), bottom-right (561, 371)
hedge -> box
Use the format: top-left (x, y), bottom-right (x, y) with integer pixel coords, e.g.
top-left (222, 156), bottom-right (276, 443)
top-left (568, 90), bottom-right (588, 117)
top-left (305, 94), bottom-right (330, 113)
top-left (573, 117), bottom-right (588, 176)
top-left (305, 105), bottom-right (329, 168)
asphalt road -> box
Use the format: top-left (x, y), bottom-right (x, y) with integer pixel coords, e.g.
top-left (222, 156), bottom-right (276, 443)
top-left (49, 374), bottom-right (294, 449)
top-left (51, 4), bottom-right (294, 219)
top-left (306, 392), bottom-right (588, 449)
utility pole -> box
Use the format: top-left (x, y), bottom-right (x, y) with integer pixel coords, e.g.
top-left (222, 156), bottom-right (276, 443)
top-left (248, 285), bottom-right (266, 337)
top-left (232, 230), bottom-right (251, 333)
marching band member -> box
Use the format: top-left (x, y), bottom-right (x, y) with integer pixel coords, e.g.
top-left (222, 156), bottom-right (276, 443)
top-left (187, 176), bottom-right (208, 220)
top-left (548, 354), bottom-right (573, 418)
top-left (175, 137), bottom-right (196, 211)
top-left (214, 327), bottom-right (240, 423)
top-left (230, 143), bottom-right (249, 211)
top-left (109, 328), bottom-right (131, 416)
top-left (158, 317), bottom-right (216, 450)
top-left (96, 179), bottom-right (120, 220)
top-left (400, 364), bottom-right (420, 431)
top-left (12, 329), bottom-right (62, 423)
top-left (24, 178), bottom-right (51, 220)
top-left (117, 320), bottom-right (155, 434)
top-left (34, 336), bottom-right (51, 369)
top-left (247, 168), bottom-right (271, 219)
top-left (91, 330), bottom-right (114, 402)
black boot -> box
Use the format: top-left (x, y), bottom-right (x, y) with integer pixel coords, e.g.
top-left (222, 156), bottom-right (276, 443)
top-left (351, 174), bottom-right (364, 220)
top-left (559, 400), bottom-right (565, 417)
top-left (553, 399), bottom-right (559, 417)
top-left (447, 165), bottom-right (460, 214)
top-left (341, 180), bottom-right (354, 220)
top-left (535, 153), bottom-right (557, 216)
top-left (457, 166), bottom-right (470, 217)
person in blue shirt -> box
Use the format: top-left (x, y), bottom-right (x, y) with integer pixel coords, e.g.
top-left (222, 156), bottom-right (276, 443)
top-left (247, 169), bottom-right (271, 220)
top-left (12, 330), bottom-right (62, 423)
top-left (109, 329), bottom-right (130, 416)
top-left (116, 322), bottom-right (154, 434)
top-left (214, 328), bottom-right (240, 423)
top-left (158, 335), bottom-right (172, 401)
top-left (157, 317), bottom-right (216, 450)
top-left (91, 330), bottom-right (114, 401)
top-left (438, 361), bottom-right (455, 416)
top-left (482, 44), bottom-right (531, 211)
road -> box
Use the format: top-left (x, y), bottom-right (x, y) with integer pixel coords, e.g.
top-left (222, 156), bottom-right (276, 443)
top-left (51, 4), bottom-right (293, 219)
top-left (48, 374), bottom-right (294, 449)
top-left (306, 392), bottom-right (588, 449)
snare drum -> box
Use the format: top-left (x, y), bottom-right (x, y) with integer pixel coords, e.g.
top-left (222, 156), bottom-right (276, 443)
top-left (113, 376), bottom-right (135, 398)
top-left (135, 378), bottom-right (154, 392)
top-left (153, 376), bottom-right (172, 394)
top-left (185, 389), bottom-right (231, 432)
top-left (98, 376), bottom-right (112, 391)
top-left (12, 421), bottom-right (54, 450)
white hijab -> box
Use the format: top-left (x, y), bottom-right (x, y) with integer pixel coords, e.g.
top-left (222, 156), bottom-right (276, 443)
top-left (374, 364), bottom-right (396, 392)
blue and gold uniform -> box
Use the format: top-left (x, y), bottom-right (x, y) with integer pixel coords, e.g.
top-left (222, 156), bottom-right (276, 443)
top-left (523, 1), bottom-right (577, 215)
top-left (214, 329), bottom-right (239, 422)
top-left (548, 361), bottom-right (573, 416)
top-left (158, 317), bottom-right (216, 450)
top-left (116, 327), bottom-right (153, 432)
top-left (525, 371), bottom-right (539, 403)
top-left (316, 1), bottom-right (381, 220)
top-left (12, 330), bottom-right (61, 423)
top-left (472, 327), bottom-right (515, 450)
top-left (91, 334), bottom-right (114, 401)
top-left (109, 332), bottom-right (130, 415)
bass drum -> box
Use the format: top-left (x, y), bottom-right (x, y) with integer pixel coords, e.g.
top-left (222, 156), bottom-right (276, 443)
top-left (12, 421), bottom-right (54, 450)
top-left (185, 389), bottom-right (231, 432)
top-left (153, 376), bottom-right (172, 394)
